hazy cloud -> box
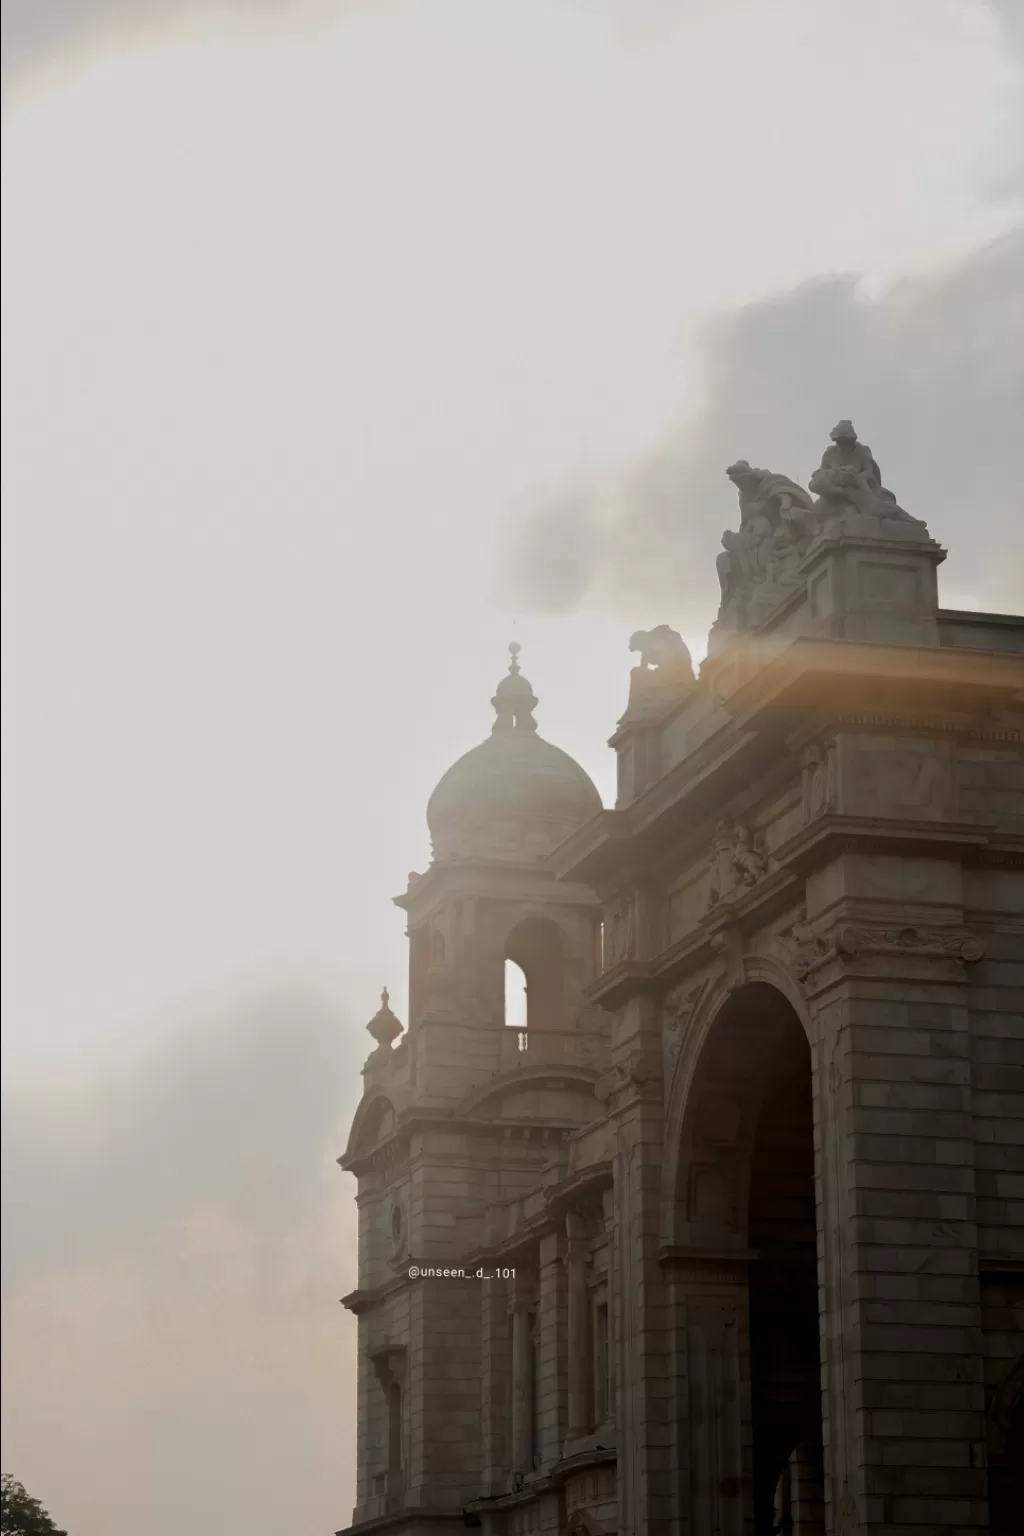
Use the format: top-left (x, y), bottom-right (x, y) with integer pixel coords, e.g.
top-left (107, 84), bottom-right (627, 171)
top-left (1, 971), bottom-right (362, 1535)
top-left (498, 227), bottom-right (1024, 628)
top-left (3, 3), bottom-right (1022, 1533)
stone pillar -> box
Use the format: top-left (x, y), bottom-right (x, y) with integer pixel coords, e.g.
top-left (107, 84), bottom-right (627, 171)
top-left (536, 1227), bottom-right (568, 1471)
top-left (813, 961), bottom-right (988, 1534)
top-left (664, 1256), bottom-right (753, 1536)
top-left (565, 1209), bottom-right (592, 1442)
top-left (507, 1267), bottom-right (538, 1480)
top-left (790, 1439), bottom-right (826, 1536)
top-left (481, 1273), bottom-right (510, 1493)
top-left (608, 995), bottom-right (672, 1536)
top-left (509, 1299), bottom-right (534, 1475)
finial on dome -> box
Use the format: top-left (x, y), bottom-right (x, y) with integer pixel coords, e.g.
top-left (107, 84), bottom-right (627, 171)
top-left (366, 987), bottom-right (403, 1051)
top-left (492, 642), bottom-right (538, 735)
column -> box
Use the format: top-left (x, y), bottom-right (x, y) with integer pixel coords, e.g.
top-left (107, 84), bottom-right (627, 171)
top-left (814, 966), bottom-right (988, 1535)
top-left (536, 1227), bottom-right (568, 1470)
top-left (790, 1439), bottom-right (826, 1536)
top-left (481, 1271), bottom-right (510, 1493)
top-left (664, 1257), bottom-right (753, 1536)
top-left (509, 1291), bottom-right (535, 1476)
top-left (565, 1209), bottom-right (593, 1443)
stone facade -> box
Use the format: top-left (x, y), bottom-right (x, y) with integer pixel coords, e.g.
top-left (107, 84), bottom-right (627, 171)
top-left (338, 426), bottom-right (1024, 1536)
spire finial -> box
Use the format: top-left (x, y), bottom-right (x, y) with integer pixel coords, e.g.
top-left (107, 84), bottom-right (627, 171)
top-left (366, 986), bottom-right (403, 1052)
top-left (491, 641), bottom-right (538, 735)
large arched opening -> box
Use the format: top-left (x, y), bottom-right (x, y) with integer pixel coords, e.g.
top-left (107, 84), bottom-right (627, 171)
top-left (670, 979), bottom-right (824, 1534)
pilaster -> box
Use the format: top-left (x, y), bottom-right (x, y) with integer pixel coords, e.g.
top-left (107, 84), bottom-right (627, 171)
top-left (810, 948), bottom-right (989, 1535)
top-left (536, 1228), bottom-right (568, 1472)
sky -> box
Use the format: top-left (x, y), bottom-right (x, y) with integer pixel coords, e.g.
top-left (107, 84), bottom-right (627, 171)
top-left (2, 1), bottom-right (1022, 1532)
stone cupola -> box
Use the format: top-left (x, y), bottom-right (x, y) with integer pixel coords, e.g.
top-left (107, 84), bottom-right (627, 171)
top-left (425, 644), bottom-right (602, 864)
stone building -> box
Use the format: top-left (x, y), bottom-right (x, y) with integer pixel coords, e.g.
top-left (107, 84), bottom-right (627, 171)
top-left (338, 424), bottom-right (1024, 1536)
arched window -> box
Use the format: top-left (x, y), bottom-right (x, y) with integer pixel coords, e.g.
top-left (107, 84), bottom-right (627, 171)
top-left (505, 917), bottom-right (564, 1037)
top-left (505, 959), bottom-right (528, 1032)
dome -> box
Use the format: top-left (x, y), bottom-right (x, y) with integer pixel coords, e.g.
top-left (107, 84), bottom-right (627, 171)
top-left (426, 645), bottom-right (603, 862)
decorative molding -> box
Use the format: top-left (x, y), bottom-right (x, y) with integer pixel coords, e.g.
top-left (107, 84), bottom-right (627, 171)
top-left (831, 712), bottom-right (1020, 743)
top-left (838, 923), bottom-right (985, 964)
top-left (703, 821), bottom-right (770, 915)
top-left (777, 911), bottom-right (985, 981)
top-left (775, 907), bottom-right (833, 981)
top-left (663, 979), bottom-right (708, 1087)
top-left (801, 739), bottom-right (837, 821)
top-left (594, 1048), bottom-right (659, 1107)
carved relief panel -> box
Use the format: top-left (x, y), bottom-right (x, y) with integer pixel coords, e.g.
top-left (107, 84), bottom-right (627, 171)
top-left (840, 734), bottom-right (954, 821)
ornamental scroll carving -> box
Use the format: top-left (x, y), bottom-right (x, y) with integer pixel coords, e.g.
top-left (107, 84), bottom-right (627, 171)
top-left (778, 910), bottom-right (985, 982)
top-left (839, 925), bottom-right (985, 964)
top-left (594, 1048), bottom-right (656, 1107)
top-left (663, 979), bottom-right (708, 1086)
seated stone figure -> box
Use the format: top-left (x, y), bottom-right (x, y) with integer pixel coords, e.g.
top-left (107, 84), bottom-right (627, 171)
top-left (808, 420), bottom-right (923, 524)
top-left (716, 460), bottom-right (818, 605)
top-left (624, 625), bottom-right (694, 717)
top-left (629, 625), bottom-right (694, 676)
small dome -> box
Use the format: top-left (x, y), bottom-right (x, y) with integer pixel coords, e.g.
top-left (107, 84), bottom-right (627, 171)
top-left (426, 646), bottom-right (602, 862)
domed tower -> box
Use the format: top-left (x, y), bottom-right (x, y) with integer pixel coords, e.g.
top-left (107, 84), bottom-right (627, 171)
top-left (339, 647), bottom-right (609, 1530)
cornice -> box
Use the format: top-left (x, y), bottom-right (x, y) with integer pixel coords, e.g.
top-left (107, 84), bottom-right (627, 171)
top-left (463, 1445), bottom-right (617, 1517)
top-left (336, 1509), bottom-right (468, 1536)
top-left (542, 1159), bottom-right (614, 1218)
top-left (341, 1107), bottom-right (582, 1178)
top-left (581, 815), bottom-right (1014, 1007)
top-left (555, 639), bottom-right (1022, 888)
top-left (340, 1276), bottom-right (407, 1315)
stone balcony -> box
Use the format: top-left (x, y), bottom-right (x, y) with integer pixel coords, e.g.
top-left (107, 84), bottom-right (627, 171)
top-left (496, 1027), bottom-right (607, 1073)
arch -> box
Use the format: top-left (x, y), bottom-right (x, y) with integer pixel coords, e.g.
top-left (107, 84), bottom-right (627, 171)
top-left (456, 1062), bottom-right (602, 1121)
top-left (661, 958), bottom-right (815, 1247)
top-left (504, 916), bottom-right (566, 1034)
top-left (504, 957), bottom-right (528, 1031)
top-left (663, 977), bottom-right (823, 1532)
top-left (341, 1092), bottom-right (398, 1165)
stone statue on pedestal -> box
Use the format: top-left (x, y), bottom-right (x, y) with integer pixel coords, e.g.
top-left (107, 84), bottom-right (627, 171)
top-left (623, 625), bottom-right (695, 719)
top-left (808, 420), bottom-right (923, 524)
top-left (712, 460), bottom-right (820, 641)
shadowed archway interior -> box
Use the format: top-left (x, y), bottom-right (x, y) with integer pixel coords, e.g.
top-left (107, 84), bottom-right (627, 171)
top-left (747, 1002), bottom-right (823, 1533)
top-left (672, 981), bottom-right (824, 1534)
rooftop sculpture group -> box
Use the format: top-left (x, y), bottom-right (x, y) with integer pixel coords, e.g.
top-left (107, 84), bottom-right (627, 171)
top-left (712, 420), bottom-right (925, 644)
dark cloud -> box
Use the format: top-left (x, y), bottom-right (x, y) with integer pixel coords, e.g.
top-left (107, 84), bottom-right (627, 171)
top-left (497, 227), bottom-right (1024, 627)
top-left (0, 0), bottom-right (321, 87)
top-left (0, 971), bottom-right (360, 1299)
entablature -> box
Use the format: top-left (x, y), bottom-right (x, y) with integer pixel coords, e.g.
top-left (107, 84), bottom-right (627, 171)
top-left (554, 639), bottom-right (1023, 891)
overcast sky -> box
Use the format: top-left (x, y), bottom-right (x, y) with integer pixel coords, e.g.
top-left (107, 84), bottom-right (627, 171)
top-left (2, 2), bottom-right (1022, 1533)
